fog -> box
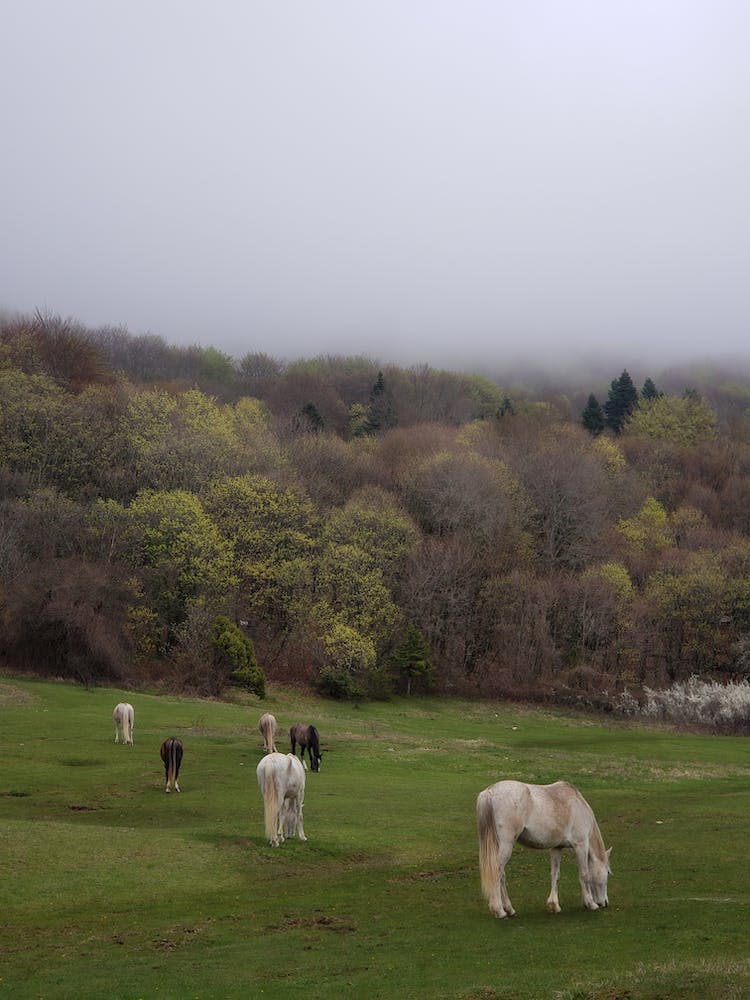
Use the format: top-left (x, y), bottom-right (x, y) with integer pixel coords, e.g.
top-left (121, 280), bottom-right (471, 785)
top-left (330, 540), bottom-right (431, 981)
top-left (2, 2), bottom-right (749, 370)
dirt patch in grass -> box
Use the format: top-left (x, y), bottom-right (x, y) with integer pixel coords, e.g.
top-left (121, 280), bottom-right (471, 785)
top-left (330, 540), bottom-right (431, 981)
top-left (0, 682), bottom-right (37, 707)
top-left (151, 922), bottom-right (211, 951)
top-left (268, 912), bottom-right (357, 934)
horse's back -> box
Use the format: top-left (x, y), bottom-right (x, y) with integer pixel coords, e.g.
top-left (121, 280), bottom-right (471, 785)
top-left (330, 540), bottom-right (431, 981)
top-left (257, 751), bottom-right (305, 795)
top-left (481, 779), bottom-right (593, 849)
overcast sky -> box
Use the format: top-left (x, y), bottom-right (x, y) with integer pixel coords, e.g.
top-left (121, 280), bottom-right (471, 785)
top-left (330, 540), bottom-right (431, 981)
top-left (2, 1), bottom-right (749, 369)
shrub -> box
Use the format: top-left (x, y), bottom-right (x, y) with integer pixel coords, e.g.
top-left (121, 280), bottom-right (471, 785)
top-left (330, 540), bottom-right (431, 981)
top-left (614, 675), bottom-right (750, 732)
top-left (213, 616), bottom-right (265, 698)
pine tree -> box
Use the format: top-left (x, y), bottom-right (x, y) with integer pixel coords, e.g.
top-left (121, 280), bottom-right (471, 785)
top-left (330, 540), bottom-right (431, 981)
top-left (393, 624), bottom-right (432, 695)
top-left (604, 370), bottom-right (638, 433)
top-left (641, 377), bottom-right (660, 400)
top-left (365, 370), bottom-right (396, 433)
top-left (581, 393), bottom-right (605, 435)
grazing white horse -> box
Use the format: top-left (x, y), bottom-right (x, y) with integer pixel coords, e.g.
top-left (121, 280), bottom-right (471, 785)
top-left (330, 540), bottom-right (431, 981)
top-left (258, 712), bottom-right (278, 753)
top-left (113, 702), bottom-right (134, 745)
top-left (477, 779), bottom-right (611, 918)
top-left (256, 752), bottom-right (307, 847)
top-left (160, 737), bottom-right (183, 793)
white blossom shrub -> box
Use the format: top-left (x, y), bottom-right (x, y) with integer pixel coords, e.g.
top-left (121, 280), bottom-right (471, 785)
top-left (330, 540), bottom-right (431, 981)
top-left (615, 676), bottom-right (750, 731)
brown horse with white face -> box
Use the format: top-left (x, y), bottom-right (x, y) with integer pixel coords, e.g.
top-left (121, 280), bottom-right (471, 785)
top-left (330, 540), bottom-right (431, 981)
top-left (477, 779), bottom-right (611, 918)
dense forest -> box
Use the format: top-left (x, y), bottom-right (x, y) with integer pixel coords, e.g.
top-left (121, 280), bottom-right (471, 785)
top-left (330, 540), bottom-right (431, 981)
top-left (2, 310), bottom-right (750, 706)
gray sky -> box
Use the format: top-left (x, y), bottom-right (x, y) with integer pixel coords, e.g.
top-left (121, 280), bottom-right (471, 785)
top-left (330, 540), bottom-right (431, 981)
top-left (2, 1), bottom-right (749, 368)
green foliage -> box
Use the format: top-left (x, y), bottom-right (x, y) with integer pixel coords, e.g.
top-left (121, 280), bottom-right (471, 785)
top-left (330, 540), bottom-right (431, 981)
top-left (6, 309), bottom-right (750, 699)
top-left (213, 615), bottom-right (265, 697)
top-left (627, 391), bottom-right (717, 444)
top-left (393, 623), bottom-right (432, 694)
top-left (0, 369), bottom-right (66, 477)
top-left (203, 474), bottom-right (315, 623)
top-left (617, 496), bottom-right (671, 551)
top-left (315, 620), bottom-right (379, 699)
top-left (196, 345), bottom-right (236, 382)
top-left (644, 551), bottom-right (730, 675)
top-left (320, 487), bottom-right (419, 583)
top-left (124, 488), bottom-right (236, 639)
top-left (603, 369), bottom-right (638, 433)
top-left (581, 392), bottom-right (605, 435)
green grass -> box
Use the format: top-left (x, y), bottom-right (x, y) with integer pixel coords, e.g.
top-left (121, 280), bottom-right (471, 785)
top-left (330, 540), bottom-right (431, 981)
top-left (1, 676), bottom-right (749, 1000)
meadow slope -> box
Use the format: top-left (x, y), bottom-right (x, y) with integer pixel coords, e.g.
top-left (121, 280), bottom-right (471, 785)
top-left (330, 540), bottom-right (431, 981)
top-left (1, 677), bottom-right (749, 999)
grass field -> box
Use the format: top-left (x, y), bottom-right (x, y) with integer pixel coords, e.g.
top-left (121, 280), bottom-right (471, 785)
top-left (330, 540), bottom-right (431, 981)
top-left (1, 675), bottom-right (749, 1000)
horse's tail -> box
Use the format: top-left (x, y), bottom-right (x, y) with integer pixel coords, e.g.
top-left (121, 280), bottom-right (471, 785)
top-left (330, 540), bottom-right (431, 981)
top-left (162, 737), bottom-right (182, 785)
top-left (123, 705), bottom-right (133, 745)
top-left (262, 766), bottom-right (279, 843)
top-left (477, 789), bottom-right (500, 902)
top-left (261, 716), bottom-right (276, 752)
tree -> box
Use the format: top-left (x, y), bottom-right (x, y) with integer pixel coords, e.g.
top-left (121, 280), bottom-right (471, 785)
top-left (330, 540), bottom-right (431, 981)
top-left (604, 370), bottom-right (638, 433)
top-left (124, 488), bottom-right (236, 645)
top-left (320, 487), bottom-right (418, 587)
top-left (365, 370), bottom-right (397, 433)
top-left (581, 393), bottom-right (605, 436)
top-left (213, 616), bottom-right (265, 697)
top-left (641, 377), bottom-right (660, 400)
top-left (393, 624), bottom-right (432, 694)
top-left (626, 392), bottom-right (716, 445)
top-left (203, 474), bottom-right (316, 628)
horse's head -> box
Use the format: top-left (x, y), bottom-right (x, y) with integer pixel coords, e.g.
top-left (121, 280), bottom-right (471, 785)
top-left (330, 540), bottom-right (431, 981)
top-left (311, 752), bottom-right (321, 773)
top-left (588, 846), bottom-right (612, 908)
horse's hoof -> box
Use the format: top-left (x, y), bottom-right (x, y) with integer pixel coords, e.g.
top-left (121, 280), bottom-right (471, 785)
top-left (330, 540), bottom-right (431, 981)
top-left (586, 902), bottom-right (599, 911)
top-left (547, 902), bottom-right (561, 914)
top-left (299, 835), bottom-right (308, 842)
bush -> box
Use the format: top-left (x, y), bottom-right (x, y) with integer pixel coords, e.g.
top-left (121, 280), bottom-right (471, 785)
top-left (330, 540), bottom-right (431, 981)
top-left (213, 616), bottom-right (265, 698)
top-left (614, 675), bottom-right (750, 732)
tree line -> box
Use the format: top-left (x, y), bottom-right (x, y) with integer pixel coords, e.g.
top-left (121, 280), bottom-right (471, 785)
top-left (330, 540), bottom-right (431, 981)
top-left (2, 311), bottom-right (750, 705)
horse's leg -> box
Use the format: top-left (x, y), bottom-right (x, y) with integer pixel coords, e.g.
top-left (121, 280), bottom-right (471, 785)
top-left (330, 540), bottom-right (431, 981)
top-left (498, 857), bottom-right (515, 917)
top-left (296, 798), bottom-right (307, 842)
top-left (547, 848), bottom-right (562, 913)
top-left (574, 841), bottom-right (598, 910)
top-left (490, 838), bottom-right (515, 918)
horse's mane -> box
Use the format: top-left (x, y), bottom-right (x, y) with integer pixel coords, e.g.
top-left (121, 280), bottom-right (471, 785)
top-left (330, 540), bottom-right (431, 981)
top-left (589, 820), bottom-right (607, 863)
top-left (308, 725), bottom-right (320, 752)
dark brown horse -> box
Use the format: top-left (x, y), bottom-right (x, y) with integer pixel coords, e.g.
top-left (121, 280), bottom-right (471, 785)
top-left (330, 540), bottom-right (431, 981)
top-left (289, 724), bottom-right (321, 772)
top-left (160, 737), bottom-right (184, 793)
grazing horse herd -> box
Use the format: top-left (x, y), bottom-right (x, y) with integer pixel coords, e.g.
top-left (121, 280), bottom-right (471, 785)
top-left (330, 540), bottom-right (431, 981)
top-left (112, 701), bottom-right (611, 917)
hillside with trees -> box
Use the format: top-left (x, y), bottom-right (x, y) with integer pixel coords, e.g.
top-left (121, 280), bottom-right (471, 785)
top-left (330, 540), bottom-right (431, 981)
top-left (2, 310), bottom-right (750, 708)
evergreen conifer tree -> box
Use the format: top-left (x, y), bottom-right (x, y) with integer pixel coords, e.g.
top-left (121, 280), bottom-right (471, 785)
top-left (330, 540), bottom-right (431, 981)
top-left (604, 370), bottom-right (638, 433)
top-left (581, 393), bottom-right (605, 435)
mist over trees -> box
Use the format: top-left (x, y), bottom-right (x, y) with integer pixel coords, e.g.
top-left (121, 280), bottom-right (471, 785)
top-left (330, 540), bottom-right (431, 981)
top-left (3, 311), bottom-right (750, 706)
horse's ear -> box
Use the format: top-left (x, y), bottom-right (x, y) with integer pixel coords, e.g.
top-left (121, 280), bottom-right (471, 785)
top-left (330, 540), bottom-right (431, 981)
top-left (606, 846), bottom-right (612, 871)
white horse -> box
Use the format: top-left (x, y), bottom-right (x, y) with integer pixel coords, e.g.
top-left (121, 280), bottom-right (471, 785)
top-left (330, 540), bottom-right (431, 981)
top-left (256, 752), bottom-right (307, 847)
top-left (113, 702), bottom-right (134, 745)
top-left (477, 779), bottom-right (611, 918)
top-left (258, 712), bottom-right (278, 753)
